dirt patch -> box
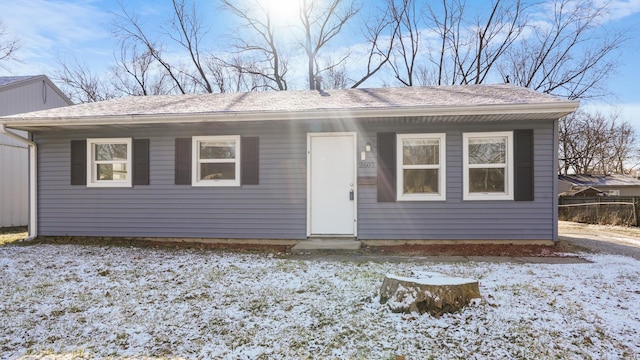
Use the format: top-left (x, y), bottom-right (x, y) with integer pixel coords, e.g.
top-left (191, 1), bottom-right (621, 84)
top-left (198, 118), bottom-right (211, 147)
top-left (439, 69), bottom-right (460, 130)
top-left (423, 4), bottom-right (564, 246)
top-left (13, 234), bottom-right (583, 257)
top-left (16, 236), bottom-right (293, 254)
top-left (362, 241), bottom-right (579, 257)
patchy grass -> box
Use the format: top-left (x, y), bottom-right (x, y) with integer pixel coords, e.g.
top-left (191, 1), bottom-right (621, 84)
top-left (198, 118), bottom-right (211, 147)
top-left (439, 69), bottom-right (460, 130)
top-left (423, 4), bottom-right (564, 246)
top-left (0, 226), bottom-right (27, 245)
top-left (27, 235), bottom-right (294, 254)
top-left (0, 244), bottom-right (639, 359)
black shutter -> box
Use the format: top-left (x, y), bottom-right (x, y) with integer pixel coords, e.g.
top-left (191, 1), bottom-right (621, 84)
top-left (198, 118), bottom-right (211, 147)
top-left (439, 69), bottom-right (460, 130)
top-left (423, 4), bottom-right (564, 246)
top-left (175, 138), bottom-right (192, 185)
top-left (241, 137), bottom-right (259, 185)
top-left (133, 139), bottom-right (150, 186)
top-left (70, 140), bottom-right (86, 185)
top-left (377, 132), bottom-right (396, 202)
top-left (514, 129), bottom-right (534, 201)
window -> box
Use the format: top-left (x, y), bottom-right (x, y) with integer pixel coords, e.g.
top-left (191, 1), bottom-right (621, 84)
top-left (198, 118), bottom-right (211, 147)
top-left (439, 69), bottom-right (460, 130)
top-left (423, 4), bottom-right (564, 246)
top-left (396, 133), bottom-right (446, 201)
top-left (86, 138), bottom-right (132, 188)
top-left (192, 135), bottom-right (241, 186)
top-left (463, 131), bottom-right (513, 200)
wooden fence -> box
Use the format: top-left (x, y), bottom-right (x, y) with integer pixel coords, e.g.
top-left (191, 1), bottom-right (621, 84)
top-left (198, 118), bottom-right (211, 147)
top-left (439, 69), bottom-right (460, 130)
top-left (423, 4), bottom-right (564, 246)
top-left (558, 196), bottom-right (639, 227)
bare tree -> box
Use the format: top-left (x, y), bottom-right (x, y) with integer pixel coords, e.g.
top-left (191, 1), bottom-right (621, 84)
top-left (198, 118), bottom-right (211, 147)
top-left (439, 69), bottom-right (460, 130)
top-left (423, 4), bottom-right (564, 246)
top-left (113, 0), bottom-right (217, 94)
top-left (299, 0), bottom-right (359, 89)
top-left (207, 55), bottom-right (273, 93)
top-left (0, 20), bottom-right (19, 67)
top-left (389, 0), bottom-right (623, 100)
top-left (559, 110), bottom-right (637, 175)
top-left (59, 0), bottom-right (285, 97)
top-left (464, 0), bottom-right (525, 85)
top-left (55, 59), bottom-right (116, 103)
top-left (166, 0), bottom-right (213, 93)
top-left (594, 119), bottom-right (636, 175)
top-left (219, 0), bottom-right (397, 90)
top-left (53, 0), bottom-right (628, 101)
top-left (423, 0), bottom-right (461, 85)
top-left (388, 0), bottom-right (420, 86)
top-left (319, 57), bottom-right (349, 89)
top-left (219, 0), bottom-right (289, 91)
top-left (499, 0), bottom-right (626, 100)
top-left (113, 2), bottom-right (187, 94)
top-left (384, 0), bottom-right (525, 87)
top-left (423, 0), bottom-right (526, 86)
top-left (205, 56), bottom-right (234, 93)
top-left (348, 2), bottom-right (399, 88)
top-left (558, 109), bottom-right (579, 175)
top-left (112, 44), bottom-right (170, 96)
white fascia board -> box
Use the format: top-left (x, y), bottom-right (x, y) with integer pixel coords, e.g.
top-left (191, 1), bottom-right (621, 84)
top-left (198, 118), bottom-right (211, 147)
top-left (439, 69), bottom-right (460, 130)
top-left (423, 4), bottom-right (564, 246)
top-left (0, 101), bottom-right (579, 129)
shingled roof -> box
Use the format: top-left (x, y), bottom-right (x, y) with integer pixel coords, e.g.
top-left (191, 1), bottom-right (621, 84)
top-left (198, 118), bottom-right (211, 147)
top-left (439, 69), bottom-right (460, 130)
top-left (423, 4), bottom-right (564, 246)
top-left (0, 76), bottom-right (40, 88)
top-left (559, 174), bottom-right (640, 187)
top-left (1, 84), bottom-right (578, 130)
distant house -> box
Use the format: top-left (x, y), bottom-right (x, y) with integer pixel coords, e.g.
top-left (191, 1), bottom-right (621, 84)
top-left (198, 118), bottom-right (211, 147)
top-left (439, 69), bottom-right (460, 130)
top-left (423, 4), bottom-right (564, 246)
top-left (558, 186), bottom-right (606, 197)
top-left (0, 75), bottom-right (72, 227)
top-left (558, 174), bottom-right (640, 197)
top-left (1, 85), bottom-right (578, 244)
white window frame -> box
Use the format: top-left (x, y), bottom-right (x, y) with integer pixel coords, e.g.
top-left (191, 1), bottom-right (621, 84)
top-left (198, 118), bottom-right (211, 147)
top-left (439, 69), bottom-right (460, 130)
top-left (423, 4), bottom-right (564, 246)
top-left (463, 131), bottom-right (513, 200)
top-left (396, 133), bottom-right (446, 201)
top-left (192, 135), bottom-right (241, 187)
top-left (86, 138), bottom-right (132, 188)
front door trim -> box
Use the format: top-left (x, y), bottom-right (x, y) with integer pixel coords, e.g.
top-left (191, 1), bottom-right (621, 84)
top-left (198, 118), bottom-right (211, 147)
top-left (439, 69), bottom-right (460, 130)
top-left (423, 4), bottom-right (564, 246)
top-left (306, 132), bottom-right (358, 237)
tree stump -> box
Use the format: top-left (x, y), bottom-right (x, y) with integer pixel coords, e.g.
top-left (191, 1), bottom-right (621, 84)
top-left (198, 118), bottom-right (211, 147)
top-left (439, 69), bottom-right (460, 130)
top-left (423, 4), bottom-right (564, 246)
top-left (379, 273), bottom-right (481, 316)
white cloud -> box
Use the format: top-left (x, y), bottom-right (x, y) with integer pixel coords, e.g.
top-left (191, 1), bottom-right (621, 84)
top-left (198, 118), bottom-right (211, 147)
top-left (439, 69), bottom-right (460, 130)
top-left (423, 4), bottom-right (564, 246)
top-left (598, 0), bottom-right (640, 21)
top-left (0, 0), bottom-right (113, 75)
top-left (5, 0), bottom-right (112, 47)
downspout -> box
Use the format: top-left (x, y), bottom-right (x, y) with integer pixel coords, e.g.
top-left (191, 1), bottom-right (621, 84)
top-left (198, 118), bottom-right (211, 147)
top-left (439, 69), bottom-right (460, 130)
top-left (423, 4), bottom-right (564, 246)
top-left (0, 124), bottom-right (37, 240)
top-left (552, 118), bottom-right (559, 243)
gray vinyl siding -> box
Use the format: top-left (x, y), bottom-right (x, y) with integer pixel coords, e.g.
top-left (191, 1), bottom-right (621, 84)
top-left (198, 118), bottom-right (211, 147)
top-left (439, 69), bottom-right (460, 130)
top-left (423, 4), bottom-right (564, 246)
top-left (357, 120), bottom-right (556, 240)
top-left (34, 118), bottom-right (557, 241)
top-left (36, 123), bottom-right (308, 239)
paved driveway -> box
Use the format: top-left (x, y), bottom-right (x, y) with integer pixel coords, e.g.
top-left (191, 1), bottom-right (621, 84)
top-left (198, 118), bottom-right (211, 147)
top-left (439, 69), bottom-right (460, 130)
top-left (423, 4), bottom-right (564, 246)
top-left (559, 221), bottom-right (640, 260)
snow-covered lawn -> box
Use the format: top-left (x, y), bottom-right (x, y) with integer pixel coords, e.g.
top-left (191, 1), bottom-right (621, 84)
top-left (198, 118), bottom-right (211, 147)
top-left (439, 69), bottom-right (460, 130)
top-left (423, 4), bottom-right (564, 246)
top-left (1, 244), bottom-right (639, 359)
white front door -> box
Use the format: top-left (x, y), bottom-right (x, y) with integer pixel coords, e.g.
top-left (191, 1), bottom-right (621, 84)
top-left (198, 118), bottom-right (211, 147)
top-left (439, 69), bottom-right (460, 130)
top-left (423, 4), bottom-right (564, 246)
top-left (308, 133), bottom-right (357, 236)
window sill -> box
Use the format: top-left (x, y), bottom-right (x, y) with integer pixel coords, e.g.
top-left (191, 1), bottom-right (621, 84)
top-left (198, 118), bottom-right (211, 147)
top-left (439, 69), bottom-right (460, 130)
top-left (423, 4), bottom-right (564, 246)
top-left (397, 194), bottom-right (446, 201)
top-left (86, 182), bottom-right (132, 188)
top-left (463, 193), bottom-right (513, 201)
top-left (192, 181), bottom-right (240, 187)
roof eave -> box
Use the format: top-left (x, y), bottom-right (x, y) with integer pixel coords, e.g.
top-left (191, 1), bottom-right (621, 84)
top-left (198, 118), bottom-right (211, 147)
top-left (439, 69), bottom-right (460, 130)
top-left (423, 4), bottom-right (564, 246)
top-left (1, 101), bottom-right (579, 129)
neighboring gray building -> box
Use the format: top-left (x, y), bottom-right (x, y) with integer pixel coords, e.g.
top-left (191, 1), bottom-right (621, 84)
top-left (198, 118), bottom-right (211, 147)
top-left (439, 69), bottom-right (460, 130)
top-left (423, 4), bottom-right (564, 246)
top-left (558, 174), bottom-right (640, 196)
top-left (0, 75), bottom-right (72, 227)
top-left (0, 85), bottom-right (577, 243)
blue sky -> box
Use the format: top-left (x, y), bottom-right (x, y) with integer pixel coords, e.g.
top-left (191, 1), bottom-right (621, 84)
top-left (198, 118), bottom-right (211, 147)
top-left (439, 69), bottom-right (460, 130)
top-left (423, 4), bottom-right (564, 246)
top-left (1, 0), bottom-right (640, 126)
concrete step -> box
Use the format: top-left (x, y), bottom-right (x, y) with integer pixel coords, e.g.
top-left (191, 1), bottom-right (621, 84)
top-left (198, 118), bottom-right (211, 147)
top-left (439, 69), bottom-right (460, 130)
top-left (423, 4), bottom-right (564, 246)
top-left (291, 238), bottom-right (361, 254)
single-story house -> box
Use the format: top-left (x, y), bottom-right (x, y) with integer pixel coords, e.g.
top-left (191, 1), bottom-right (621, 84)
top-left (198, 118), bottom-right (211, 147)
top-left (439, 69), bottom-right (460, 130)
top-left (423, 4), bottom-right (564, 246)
top-left (0, 85), bottom-right (578, 245)
top-left (558, 174), bottom-right (640, 196)
top-left (0, 75), bottom-right (72, 227)
top-left (558, 186), bottom-right (606, 197)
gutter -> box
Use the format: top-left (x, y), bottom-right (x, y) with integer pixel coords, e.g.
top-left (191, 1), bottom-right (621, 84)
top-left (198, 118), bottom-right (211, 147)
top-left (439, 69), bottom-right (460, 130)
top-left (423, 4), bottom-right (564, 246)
top-left (0, 124), bottom-right (37, 240)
